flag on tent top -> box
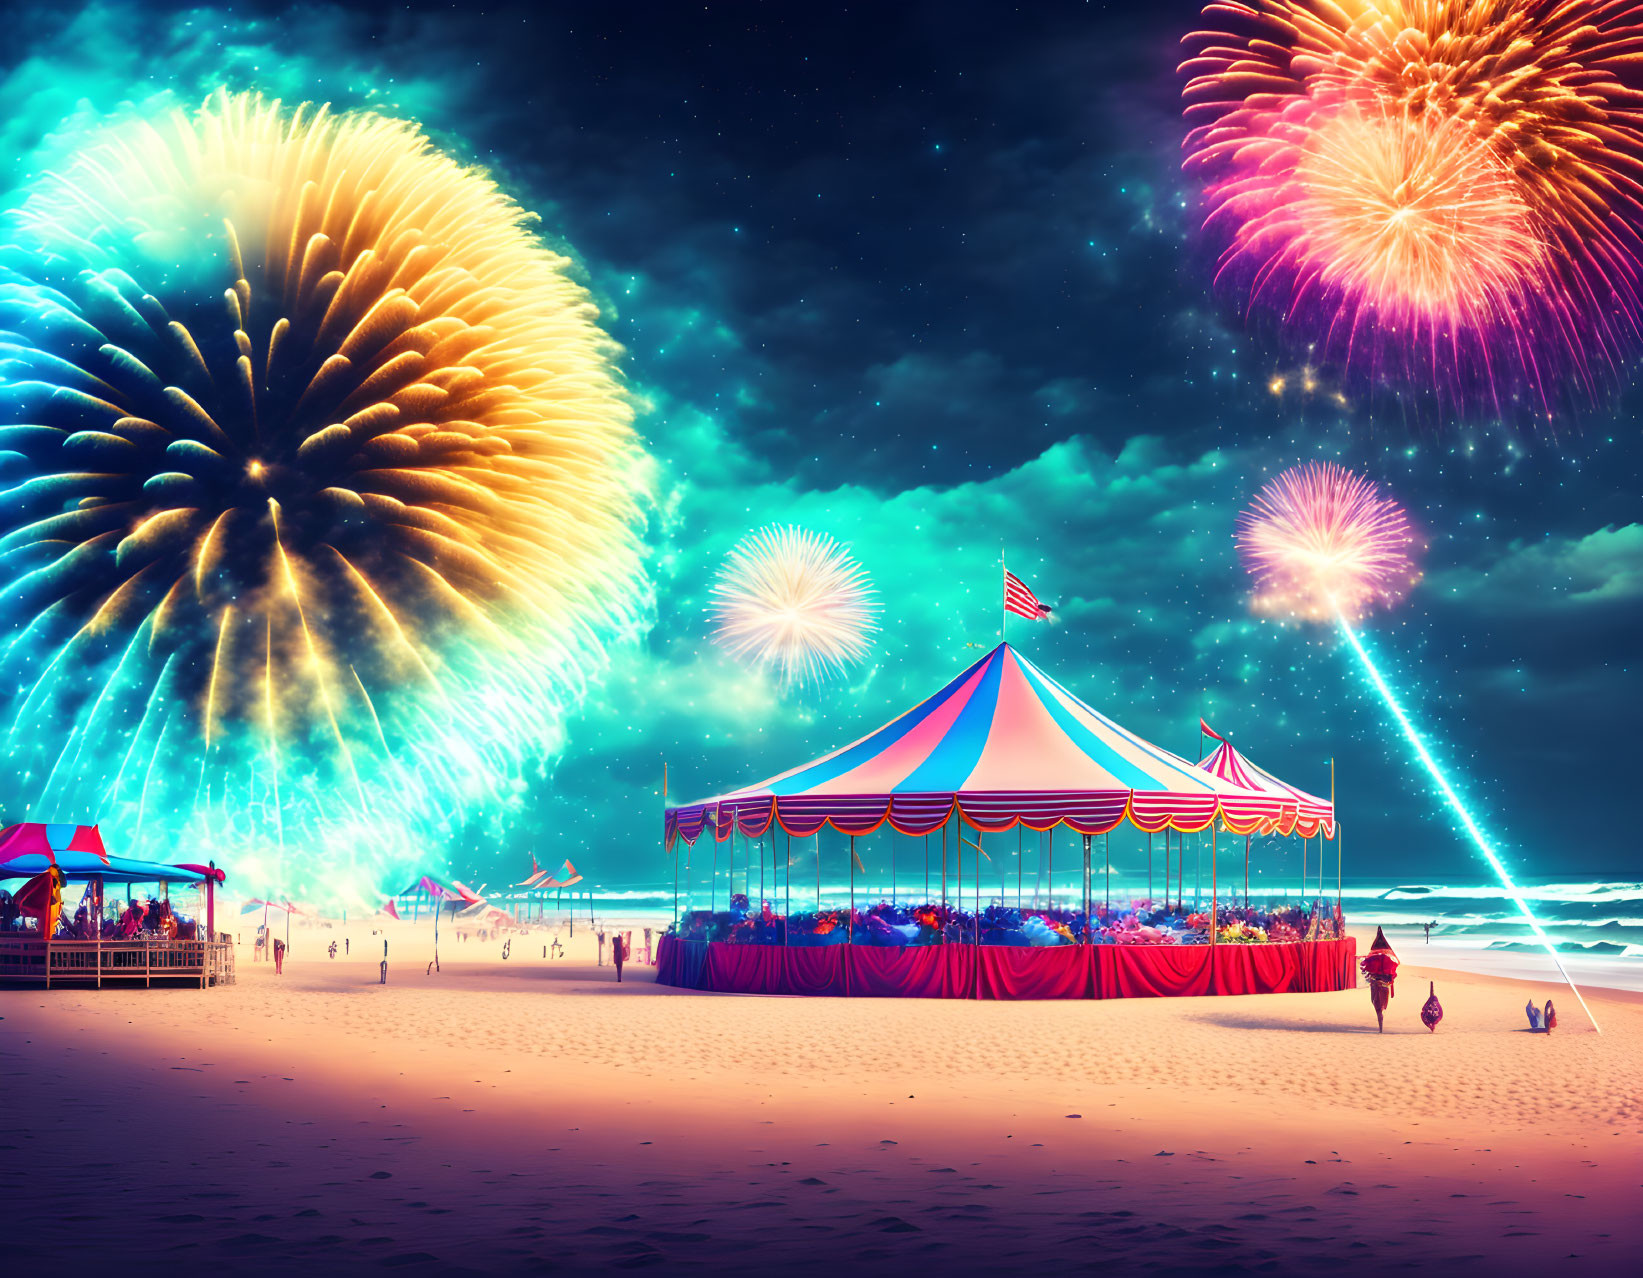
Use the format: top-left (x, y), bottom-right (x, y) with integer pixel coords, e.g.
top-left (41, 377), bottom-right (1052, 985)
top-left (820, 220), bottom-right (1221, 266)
top-left (517, 854), bottom-right (544, 887)
top-left (1004, 569), bottom-right (1053, 621)
top-left (539, 859), bottom-right (583, 890)
top-left (1200, 718), bottom-right (1224, 742)
top-left (383, 899), bottom-right (401, 920)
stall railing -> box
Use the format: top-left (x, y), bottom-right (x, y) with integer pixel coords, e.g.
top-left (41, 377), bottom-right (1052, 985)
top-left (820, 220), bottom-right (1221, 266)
top-left (0, 935), bottom-right (236, 988)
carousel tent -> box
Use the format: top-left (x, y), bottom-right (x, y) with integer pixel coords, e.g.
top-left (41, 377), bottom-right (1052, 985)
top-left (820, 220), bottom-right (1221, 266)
top-left (666, 643), bottom-right (1288, 847)
top-left (1197, 736), bottom-right (1335, 838)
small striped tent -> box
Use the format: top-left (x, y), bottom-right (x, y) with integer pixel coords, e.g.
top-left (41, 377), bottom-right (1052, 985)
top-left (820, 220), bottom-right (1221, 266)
top-left (1197, 737), bottom-right (1335, 838)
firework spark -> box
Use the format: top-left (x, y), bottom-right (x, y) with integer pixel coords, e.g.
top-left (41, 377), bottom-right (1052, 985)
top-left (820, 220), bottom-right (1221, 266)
top-left (1236, 463), bottom-right (1599, 1029)
top-left (0, 92), bottom-right (648, 898)
top-left (1181, 1), bottom-right (1643, 414)
top-left (710, 526), bottom-right (879, 687)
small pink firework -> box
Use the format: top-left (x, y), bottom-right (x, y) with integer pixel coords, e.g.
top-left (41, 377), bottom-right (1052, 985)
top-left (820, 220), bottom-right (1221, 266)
top-left (1236, 462), bottom-right (1419, 623)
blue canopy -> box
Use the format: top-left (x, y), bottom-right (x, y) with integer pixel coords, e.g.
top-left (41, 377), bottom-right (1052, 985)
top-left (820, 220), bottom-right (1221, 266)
top-left (0, 850), bottom-right (213, 886)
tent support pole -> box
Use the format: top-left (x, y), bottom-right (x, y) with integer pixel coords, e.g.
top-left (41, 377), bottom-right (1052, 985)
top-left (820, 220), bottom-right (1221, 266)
top-left (1104, 831), bottom-right (1110, 912)
top-left (849, 834), bottom-right (856, 945)
top-left (1177, 829), bottom-right (1185, 912)
top-left (1147, 832), bottom-right (1152, 908)
top-left (1244, 834), bottom-right (1251, 910)
top-left (940, 820), bottom-right (948, 940)
top-left (1082, 833), bottom-right (1091, 936)
top-left (1211, 824), bottom-right (1218, 949)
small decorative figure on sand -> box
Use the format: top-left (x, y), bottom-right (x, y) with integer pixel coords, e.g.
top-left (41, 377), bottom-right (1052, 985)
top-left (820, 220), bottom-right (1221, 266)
top-left (1420, 981), bottom-right (1443, 1032)
top-left (1543, 999), bottom-right (1557, 1032)
top-left (1359, 926), bottom-right (1399, 1032)
top-left (1524, 1000), bottom-right (1542, 1031)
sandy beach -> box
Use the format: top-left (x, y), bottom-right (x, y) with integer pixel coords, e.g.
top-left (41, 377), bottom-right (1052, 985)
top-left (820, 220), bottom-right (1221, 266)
top-left (2, 922), bottom-right (1637, 1276)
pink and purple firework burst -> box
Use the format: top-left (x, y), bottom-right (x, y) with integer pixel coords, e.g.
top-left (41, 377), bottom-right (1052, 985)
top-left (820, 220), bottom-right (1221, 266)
top-left (1180, 1), bottom-right (1643, 419)
top-left (1235, 461), bottom-right (1419, 623)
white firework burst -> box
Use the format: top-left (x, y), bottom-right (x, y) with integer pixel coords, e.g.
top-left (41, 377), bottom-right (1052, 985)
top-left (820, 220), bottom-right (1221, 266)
top-left (709, 526), bottom-right (880, 686)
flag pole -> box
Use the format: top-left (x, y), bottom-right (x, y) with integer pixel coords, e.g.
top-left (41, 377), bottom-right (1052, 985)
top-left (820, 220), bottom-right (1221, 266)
top-left (1333, 756), bottom-right (1342, 920)
top-left (666, 761), bottom-right (677, 928)
top-left (1000, 546), bottom-right (1006, 644)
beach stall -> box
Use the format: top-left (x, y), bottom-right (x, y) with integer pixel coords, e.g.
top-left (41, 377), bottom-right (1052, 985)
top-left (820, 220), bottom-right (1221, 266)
top-left (658, 643), bottom-right (1355, 1000)
top-left (0, 823), bottom-right (234, 988)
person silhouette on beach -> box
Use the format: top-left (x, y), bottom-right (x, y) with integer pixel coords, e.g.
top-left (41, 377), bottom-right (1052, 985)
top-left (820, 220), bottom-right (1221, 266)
top-left (597, 928), bottom-right (607, 966)
top-left (273, 937), bottom-right (287, 975)
top-left (613, 932), bottom-right (626, 982)
top-left (551, 935), bottom-right (563, 959)
top-left (1423, 920), bottom-right (1435, 943)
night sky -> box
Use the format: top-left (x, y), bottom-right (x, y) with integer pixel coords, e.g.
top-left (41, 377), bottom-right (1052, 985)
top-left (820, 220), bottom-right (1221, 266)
top-left (4, 1), bottom-right (1639, 892)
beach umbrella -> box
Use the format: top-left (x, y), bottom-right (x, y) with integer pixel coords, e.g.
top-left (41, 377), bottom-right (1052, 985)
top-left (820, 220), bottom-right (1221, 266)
top-left (1359, 926), bottom-right (1399, 1032)
top-left (1420, 981), bottom-right (1443, 1032)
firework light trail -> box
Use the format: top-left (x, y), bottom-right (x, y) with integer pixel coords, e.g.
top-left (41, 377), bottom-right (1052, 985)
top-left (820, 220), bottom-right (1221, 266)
top-left (710, 525), bottom-right (880, 688)
top-left (1181, 1), bottom-right (1643, 416)
top-left (1237, 462), bottom-right (1599, 1031)
top-left (0, 92), bottom-right (649, 900)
